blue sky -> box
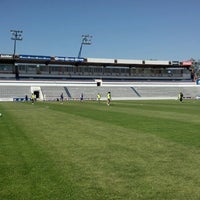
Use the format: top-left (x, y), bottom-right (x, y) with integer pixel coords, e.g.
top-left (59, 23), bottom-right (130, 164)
top-left (1, 0), bottom-right (199, 61)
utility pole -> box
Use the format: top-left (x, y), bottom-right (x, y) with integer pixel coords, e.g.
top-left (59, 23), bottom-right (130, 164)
top-left (10, 30), bottom-right (23, 80)
top-left (78, 34), bottom-right (92, 58)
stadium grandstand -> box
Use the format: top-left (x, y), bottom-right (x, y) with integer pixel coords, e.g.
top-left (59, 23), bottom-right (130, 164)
top-left (0, 53), bottom-right (193, 81)
top-left (0, 53), bottom-right (199, 101)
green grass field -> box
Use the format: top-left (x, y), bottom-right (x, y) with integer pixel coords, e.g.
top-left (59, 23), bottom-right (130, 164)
top-left (0, 100), bottom-right (200, 200)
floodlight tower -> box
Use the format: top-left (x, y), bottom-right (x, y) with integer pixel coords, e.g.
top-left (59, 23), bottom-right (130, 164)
top-left (78, 34), bottom-right (92, 58)
top-left (10, 30), bottom-right (23, 79)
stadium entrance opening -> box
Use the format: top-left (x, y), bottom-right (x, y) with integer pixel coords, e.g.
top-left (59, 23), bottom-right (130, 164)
top-left (34, 91), bottom-right (40, 98)
top-left (95, 79), bottom-right (102, 86)
top-left (97, 82), bottom-right (101, 86)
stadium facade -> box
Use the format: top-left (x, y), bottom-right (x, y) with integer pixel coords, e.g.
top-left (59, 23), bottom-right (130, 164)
top-left (0, 53), bottom-right (193, 81)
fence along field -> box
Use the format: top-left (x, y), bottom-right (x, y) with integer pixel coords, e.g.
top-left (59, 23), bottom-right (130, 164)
top-left (0, 100), bottom-right (200, 200)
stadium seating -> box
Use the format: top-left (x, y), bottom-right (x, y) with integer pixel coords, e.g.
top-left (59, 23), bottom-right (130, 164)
top-left (0, 86), bottom-right (30, 98)
top-left (41, 86), bottom-right (67, 101)
top-left (0, 81), bottom-right (199, 101)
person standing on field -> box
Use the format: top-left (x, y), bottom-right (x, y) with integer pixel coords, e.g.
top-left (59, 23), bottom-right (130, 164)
top-left (107, 91), bottom-right (111, 106)
top-left (25, 95), bottom-right (28, 102)
top-left (178, 92), bottom-right (183, 102)
top-left (31, 93), bottom-right (35, 104)
top-left (60, 93), bottom-right (64, 102)
top-left (97, 93), bottom-right (101, 103)
top-left (80, 93), bottom-right (83, 101)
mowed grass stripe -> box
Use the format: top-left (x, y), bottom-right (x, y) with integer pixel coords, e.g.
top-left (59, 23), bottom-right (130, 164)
top-left (0, 103), bottom-right (83, 200)
top-left (0, 101), bottom-right (200, 200)
top-left (44, 100), bottom-right (200, 147)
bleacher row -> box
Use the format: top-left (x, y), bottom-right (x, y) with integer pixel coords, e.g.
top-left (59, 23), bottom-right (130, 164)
top-left (0, 84), bottom-right (199, 101)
